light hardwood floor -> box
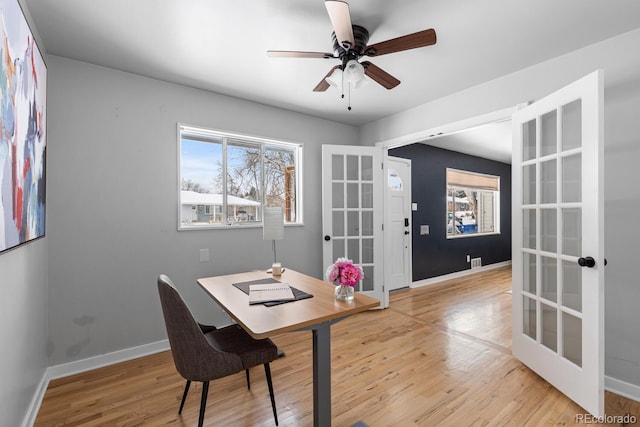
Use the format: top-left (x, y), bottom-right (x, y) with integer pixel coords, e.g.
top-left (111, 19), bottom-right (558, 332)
top-left (35, 267), bottom-right (639, 426)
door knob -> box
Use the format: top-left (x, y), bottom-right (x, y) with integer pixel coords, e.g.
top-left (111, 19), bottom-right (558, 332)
top-left (404, 231), bottom-right (410, 235)
top-left (578, 256), bottom-right (596, 268)
top-left (324, 235), bottom-right (331, 241)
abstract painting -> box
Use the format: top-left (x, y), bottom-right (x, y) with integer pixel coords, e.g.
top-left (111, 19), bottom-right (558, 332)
top-left (0, 0), bottom-right (47, 253)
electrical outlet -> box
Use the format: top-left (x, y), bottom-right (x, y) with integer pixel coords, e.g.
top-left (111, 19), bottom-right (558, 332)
top-left (199, 248), bottom-right (210, 262)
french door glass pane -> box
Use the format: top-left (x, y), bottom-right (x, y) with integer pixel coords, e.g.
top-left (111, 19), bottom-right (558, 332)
top-left (523, 296), bottom-right (537, 340)
top-left (332, 183), bottom-right (344, 208)
top-left (332, 154), bottom-right (344, 180)
top-left (332, 211), bottom-right (344, 236)
top-left (562, 154), bottom-right (581, 203)
top-left (362, 211), bottom-right (373, 236)
top-left (361, 155), bottom-right (373, 180)
top-left (562, 100), bottom-right (582, 151)
top-left (541, 159), bottom-right (557, 203)
top-left (541, 256), bottom-right (558, 302)
top-left (362, 266), bottom-right (373, 291)
top-left (542, 303), bottom-right (558, 352)
top-left (362, 239), bottom-right (373, 263)
top-left (563, 312), bottom-right (582, 367)
top-left (523, 252), bottom-right (536, 294)
top-left (541, 209), bottom-right (557, 252)
top-left (347, 211), bottom-right (359, 236)
top-left (347, 155), bottom-right (358, 180)
top-left (362, 183), bottom-right (373, 208)
top-left (347, 183), bottom-right (359, 208)
top-left (523, 209), bottom-right (536, 249)
top-left (523, 120), bottom-right (537, 161)
top-left (541, 110), bottom-right (558, 157)
top-left (523, 164), bottom-right (536, 205)
top-left (562, 260), bottom-right (582, 312)
top-left (562, 208), bottom-right (581, 257)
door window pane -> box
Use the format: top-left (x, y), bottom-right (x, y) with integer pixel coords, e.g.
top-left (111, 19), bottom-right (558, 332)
top-left (523, 252), bottom-right (537, 294)
top-left (562, 261), bottom-right (582, 312)
top-left (540, 159), bottom-right (557, 204)
top-left (347, 211), bottom-right (359, 236)
top-left (332, 211), bottom-right (344, 237)
top-left (362, 183), bottom-right (373, 208)
top-left (332, 154), bottom-right (344, 180)
top-left (523, 164), bottom-right (536, 205)
top-left (562, 208), bottom-right (581, 257)
top-left (541, 110), bottom-right (558, 157)
top-left (347, 183), bottom-right (359, 208)
top-left (562, 154), bottom-right (581, 203)
top-left (562, 100), bottom-right (582, 151)
top-left (523, 296), bottom-right (537, 340)
top-left (347, 155), bottom-right (358, 180)
top-left (348, 239), bottom-right (360, 264)
top-left (361, 155), bottom-right (373, 180)
top-left (332, 183), bottom-right (344, 208)
top-left (541, 256), bottom-right (558, 303)
top-left (562, 312), bottom-right (582, 367)
top-left (523, 119), bottom-right (537, 161)
top-left (523, 209), bottom-right (536, 249)
top-left (541, 209), bottom-right (557, 252)
top-left (541, 303), bottom-right (558, 352)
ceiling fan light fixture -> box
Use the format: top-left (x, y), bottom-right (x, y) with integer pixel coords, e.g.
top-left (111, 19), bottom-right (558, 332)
top-left (344, 59), bottom-right (364, 84)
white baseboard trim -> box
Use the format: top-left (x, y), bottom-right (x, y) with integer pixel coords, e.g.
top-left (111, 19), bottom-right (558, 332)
top-left (606, 375), bottom-right (640, 403)
top-left (22, 371), bottom-right (49, 427)
top-left (410, 261), bottom-right (512, 289)
top-left (47, 339), bottom-right (170, 380)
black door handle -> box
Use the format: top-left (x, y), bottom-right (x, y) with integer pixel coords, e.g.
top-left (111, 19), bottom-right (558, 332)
top-left (404, 231), bottom-right (410, 235)
top-left (578, 256), bottom-right (596, 268)
top-left (324, 235), bottom-right (331, 241)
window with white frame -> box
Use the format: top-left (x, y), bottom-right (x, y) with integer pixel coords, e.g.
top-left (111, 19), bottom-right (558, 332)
top-left (178, 125), bottom-right (302, 229)
top-left (446, 168), bottom-right (500, 238)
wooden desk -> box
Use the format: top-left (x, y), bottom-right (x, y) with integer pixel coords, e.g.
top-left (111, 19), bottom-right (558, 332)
top-left (197, 269), bottom-right (380, 427)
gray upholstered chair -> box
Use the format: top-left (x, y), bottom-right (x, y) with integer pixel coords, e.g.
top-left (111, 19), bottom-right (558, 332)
top-left (157, 274), bottom-right (279, 426)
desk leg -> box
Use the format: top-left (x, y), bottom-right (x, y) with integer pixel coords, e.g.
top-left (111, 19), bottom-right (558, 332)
top-left (312, 322), bottom-right (331, 427)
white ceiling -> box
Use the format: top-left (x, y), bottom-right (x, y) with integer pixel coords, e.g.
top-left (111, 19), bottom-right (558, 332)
top-left (24, 0), bottom-right (640, 160)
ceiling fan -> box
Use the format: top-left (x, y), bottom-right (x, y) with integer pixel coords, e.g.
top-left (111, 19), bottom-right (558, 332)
top-left (267, 0), bottom-right (437, 97)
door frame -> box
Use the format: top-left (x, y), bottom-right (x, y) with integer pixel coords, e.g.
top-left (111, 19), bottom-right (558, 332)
top-left (376, 105), bottom-right (524, 287)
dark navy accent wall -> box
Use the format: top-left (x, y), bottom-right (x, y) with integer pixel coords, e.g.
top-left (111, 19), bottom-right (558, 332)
top-left (389, 144), bottom-right (512, 281)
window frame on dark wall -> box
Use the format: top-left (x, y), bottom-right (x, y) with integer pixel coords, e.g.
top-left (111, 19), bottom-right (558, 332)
top-left (178, 124), bottom-right (303, 230)
top-left (446, 168), bottom-right (500, 239)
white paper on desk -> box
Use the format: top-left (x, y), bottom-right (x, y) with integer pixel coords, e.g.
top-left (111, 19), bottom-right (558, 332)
top-left (248, 283), bottom-right (295, 304)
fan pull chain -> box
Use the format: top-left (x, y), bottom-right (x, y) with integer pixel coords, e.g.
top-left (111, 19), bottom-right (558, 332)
top-left (347, 83), bottom-right (352, 111)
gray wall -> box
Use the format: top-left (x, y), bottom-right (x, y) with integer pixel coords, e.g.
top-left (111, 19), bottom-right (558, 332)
top-left (0, 1), bottom-right (49, 425)
top-left (46, 55), bottom-right (358, 366)
top-left (0, 240), bottom-right (48, 426)
top-left (360, 28), bottom-right (640, 388)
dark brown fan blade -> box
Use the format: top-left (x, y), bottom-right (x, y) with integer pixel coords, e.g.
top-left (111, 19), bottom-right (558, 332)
top-left (267, 50), bottom-right (335, 59)
top-left (364, 28), bottom-right (436, 57)
top-left (361, 61), bottom-right (400, 89)
top-left (325, 0), bottom-right (355, 49)
top-left (313, 65), bottom-right (341, 92)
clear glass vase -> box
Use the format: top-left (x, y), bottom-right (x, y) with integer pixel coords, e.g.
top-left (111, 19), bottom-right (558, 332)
top-left (334, 284), bottom-right (355, 302)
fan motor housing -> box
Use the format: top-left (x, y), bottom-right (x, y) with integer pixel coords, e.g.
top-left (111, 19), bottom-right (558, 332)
top-left (331, 25), bottom-right (370, 59)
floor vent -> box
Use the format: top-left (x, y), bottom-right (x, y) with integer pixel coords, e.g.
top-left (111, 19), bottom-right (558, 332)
top-left (471, 257), bottom-right (482, 269)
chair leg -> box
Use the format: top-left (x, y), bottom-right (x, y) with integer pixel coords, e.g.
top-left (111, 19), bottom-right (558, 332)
top-left (198, 381), bottom-right (209, 427)
top-left (264, 363), bottom-right (278, 426)
top-left (245, 368), bottom-right (251, 389)
top-left (178, 380), bottom-right (191, 414)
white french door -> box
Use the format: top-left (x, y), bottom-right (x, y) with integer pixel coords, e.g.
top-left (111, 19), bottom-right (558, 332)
top-left (322, 145), bottom-right (387, 308)
top-left (512, 70), bottom-right (604, 416)
top-left (384, 155), bottom-right (412, 291)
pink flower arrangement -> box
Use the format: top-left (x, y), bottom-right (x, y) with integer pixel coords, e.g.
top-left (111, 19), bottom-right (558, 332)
top-left (325, 257), bottom-right (364, 287)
